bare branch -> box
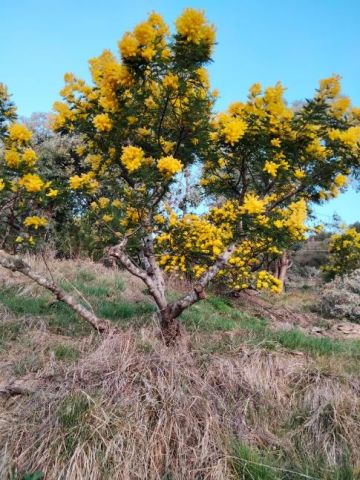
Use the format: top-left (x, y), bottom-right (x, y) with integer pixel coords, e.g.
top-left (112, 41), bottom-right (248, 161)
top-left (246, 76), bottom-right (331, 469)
top-left (0, 250), bottom-right (112, 333)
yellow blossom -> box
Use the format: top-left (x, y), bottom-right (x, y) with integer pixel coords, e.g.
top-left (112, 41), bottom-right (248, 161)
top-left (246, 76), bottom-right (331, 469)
top-left (263, 161), bottom-right (279, 177)
top-left (4, 150), bottom-right (21, 169)
top-left (18, 173), bottom-right (44, 193)
top-left (22, 148), bottom-right (38, 167)
top-left (120, 145), bottom-right (144, 172)
top-left (119, 33), bottom-right (139, 58)
top-left (98, 197), bottom-right (110, 209)
top-left (93, 113), bottom-right (112, 132)
top-left (69, 173), bottom-right (99, 192)
top-left (157, 156), bottom-right (183, 177)
top-left (294, 169), bottom-right (306, 180)
top-left (163, 73), bottom-right (179, 90)
top-left (240, 193), bottom-right (266, 215)
top-left (334, 174), bottom-right (347, 188)
top-left (175, 8), bottom-right (215, 46)
top-left (24, 216), bottom-right (47, 229)
top-left (154, 214), bottom-right (165, 224)
top-left (270, 138), bottom-right (281, 147)
top-left (220, 116), bottom-right (247, 145)
top-left (46, 188), bottom-right (59, 198)
top-left (112, 199), bottom-right (122, 208)
top-left (8, 123), bottom-right (32, 142)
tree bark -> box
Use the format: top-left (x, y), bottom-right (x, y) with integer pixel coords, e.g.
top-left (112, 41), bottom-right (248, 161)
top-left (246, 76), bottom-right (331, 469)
top-left (0, 251), bottom-right (112, 333)
top-left (275, 251), bottom-right (292, 292)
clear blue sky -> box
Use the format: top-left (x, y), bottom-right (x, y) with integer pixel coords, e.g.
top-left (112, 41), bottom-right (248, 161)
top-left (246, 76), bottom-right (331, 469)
top-left (1, 0), bottom-right (359, 225)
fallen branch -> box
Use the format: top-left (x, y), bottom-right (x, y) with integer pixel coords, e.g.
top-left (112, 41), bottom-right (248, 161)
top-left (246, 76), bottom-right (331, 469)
top-left (0, 251), bottom-right (112, 334)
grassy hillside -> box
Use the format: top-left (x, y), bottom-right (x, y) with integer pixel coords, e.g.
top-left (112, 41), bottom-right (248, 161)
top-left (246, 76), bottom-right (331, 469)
top-left (1, 258), bottom-right (360, 479)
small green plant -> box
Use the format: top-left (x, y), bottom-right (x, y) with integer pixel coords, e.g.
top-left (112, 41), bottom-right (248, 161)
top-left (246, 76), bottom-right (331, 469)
top-left (231, 442), bottom-right (280, 480)
top-left (53, 344), bottom-right (80, 363)
top-left (22, 472), bottom-right (44, 480)
top-left (57, 392), bottom-right (91, 429)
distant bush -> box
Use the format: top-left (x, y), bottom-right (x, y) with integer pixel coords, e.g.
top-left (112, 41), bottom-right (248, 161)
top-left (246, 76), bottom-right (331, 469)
top-left (317, 269), bottom-right (360, 323)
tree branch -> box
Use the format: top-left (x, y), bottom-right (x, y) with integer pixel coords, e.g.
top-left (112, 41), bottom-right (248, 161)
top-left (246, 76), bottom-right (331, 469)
top-left (0, 251), bottom-right (112, 333)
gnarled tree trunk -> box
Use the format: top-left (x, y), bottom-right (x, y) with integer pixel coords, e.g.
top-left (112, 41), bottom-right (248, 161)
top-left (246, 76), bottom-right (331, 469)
top-left (109, 239), bottom-right (236, 345)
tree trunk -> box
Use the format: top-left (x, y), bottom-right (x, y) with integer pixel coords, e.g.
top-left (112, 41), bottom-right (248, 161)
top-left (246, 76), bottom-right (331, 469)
top-left (159, 306), bottom-right (182, 345)
top-left (109, 240), bottom-right (237, 345)
top-left (276, 251), bottom-right (292, 292)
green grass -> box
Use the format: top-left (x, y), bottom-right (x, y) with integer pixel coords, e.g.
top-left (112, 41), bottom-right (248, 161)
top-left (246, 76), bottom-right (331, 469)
top-left (0, 271), bottom-right (154, 337)
top-left (12, 354), bottom-right (42, 376)
top-left (231, 442), bottom-right (359, 480)
top-left (231, 443), bottom-right (280, 480)
top-left (1, 277), bottom-right (360, 359)
top-left (181, 296), bottom-right (268, 332)
top-left (53, 344), bottom-right (80, 363)
top-left (186, 297), bottom-right (360, 359)
top-left (0, 319), bottom-right (22, 351)
top-left (56, 392), bottom-right (94, 456)
top-left (0, 290), bottom-right (50, 317)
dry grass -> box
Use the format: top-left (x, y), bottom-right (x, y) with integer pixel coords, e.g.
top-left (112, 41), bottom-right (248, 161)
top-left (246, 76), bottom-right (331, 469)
top-left (0, 327), bottom-right (359, 479)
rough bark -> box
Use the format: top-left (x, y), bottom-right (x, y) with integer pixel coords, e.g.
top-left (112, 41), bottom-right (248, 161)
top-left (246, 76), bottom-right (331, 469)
top-left (0, 251), bottom-right (112, 333)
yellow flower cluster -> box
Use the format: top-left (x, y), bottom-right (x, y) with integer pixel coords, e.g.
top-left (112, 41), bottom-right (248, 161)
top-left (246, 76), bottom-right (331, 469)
top-left (331, 97), bottom-right (351, 118)
top-left (0, 179), bottom-right (5, 191)
top-left (22, 148), bottom-right (38, 167)
top-left (273, 199), bottom-right (308, 239)
top-left (318, 75), bottom-right (341, 98)
top-left (69, 173), bottom-right (99, 192)
top-left (328, 126), bottom-right (360, 151)
top-left (263, 161), bottom-right (280, 177)
top-left (334, 173), bottom-right (347, 188)
top-left (24, 216), bottom-right (47, 229)
top-left (256, 270), bottom-right (282, 293)
top-left (121, 145), bottom-right (145, 173)
top-left (89, 50), bottom-right (134, 113)
top-left (175, 8), bottom-right (215, 46)
top-left (18, 173), bottom-right (44, 193)
top-left (216, 114), bottom-right (247, 145)
top-left (208, 200), bottom-right (239, 224)
top-left (157, 212), bottom-right (233, 274)
top-left (157, 156), bottom-right (183, 177)
top-left (162, 73), bottom-right (179, 90)
top-left (51, 101), bottom-right (76, 130)
top-left (93, 113), bottom-right (112, 132)
top-left (8, 123), bottom-right (32, 143)
top-left (240, 193), bottom-right (266, 215)
top-left (4, 148), bottom-right (38, 169)
top-left (118, 12), bottom-right (169, 62)
top-left (4, 150), bottom-right (21, 169)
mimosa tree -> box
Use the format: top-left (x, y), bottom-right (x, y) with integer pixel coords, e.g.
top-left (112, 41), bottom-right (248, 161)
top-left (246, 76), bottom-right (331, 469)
top-left (1, 9), bottom-right (360, 343)
top-left (322, 227), bottom-right (360, 279)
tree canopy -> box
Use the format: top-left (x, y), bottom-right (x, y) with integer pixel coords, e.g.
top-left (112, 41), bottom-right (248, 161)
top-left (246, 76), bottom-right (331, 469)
top-left (1, 8), bottom-right (360, 342)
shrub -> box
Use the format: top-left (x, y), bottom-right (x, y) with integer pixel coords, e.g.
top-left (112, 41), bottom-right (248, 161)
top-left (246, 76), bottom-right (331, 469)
top-left (317, 269), bottom-right (360, 323)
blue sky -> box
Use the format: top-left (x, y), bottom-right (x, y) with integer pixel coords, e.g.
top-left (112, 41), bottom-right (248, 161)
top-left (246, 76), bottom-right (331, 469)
top-left (1, 0), bottom-right (359, 225)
